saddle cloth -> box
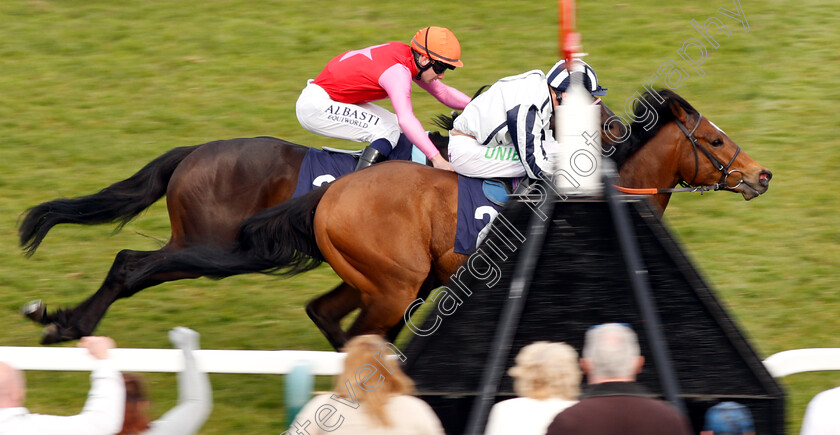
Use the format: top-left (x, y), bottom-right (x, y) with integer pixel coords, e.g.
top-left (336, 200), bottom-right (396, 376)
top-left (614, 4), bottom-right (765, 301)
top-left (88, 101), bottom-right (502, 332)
top-left (455, 176), bottom-right (519, 255)
top-left (291, 135), bottom-right (419, 198)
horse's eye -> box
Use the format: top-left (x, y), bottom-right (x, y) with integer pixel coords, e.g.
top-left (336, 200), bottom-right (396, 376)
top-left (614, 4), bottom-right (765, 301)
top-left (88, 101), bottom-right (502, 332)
top-left (711, 139), bottom-right (723, 147)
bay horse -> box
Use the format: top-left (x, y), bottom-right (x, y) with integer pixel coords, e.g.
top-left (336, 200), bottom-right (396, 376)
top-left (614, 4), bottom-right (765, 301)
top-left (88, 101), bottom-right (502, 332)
top-left (116, 89), bottom-right (772, 349)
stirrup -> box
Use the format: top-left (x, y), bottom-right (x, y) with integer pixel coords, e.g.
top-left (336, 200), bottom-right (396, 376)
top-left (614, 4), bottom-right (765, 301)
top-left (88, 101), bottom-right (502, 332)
top-left (354, 146), bottom-right (386, 171)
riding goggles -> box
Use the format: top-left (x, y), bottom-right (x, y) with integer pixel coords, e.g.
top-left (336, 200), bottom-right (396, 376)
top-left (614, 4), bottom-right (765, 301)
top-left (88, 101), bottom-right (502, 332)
top-left (431, 60), bottom-right (455, 74)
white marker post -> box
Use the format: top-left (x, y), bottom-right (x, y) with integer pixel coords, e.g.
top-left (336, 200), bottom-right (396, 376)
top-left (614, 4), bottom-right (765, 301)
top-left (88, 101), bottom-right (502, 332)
top-left (553, 61), bottom-right (602, 196)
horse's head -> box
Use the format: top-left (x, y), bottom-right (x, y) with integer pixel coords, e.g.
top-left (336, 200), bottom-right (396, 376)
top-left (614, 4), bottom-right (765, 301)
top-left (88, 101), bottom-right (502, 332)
top-left (608, 90), bottom-right (772, 204)
top-left (664, 93), bottom-right (772, 200)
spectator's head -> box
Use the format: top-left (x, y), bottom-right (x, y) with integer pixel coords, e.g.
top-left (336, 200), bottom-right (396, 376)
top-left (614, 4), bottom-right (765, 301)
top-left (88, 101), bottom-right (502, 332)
top-left (508, 342), bottom-right (581, 400)
top-left (581, 323), bottom-right (644, 383)
top-left (336, 335), bottom-right (414, 427)
top-left (119, 373), bottom-right (151, 435)
top-left (701, 401), bottom-right (755, 435)
top-left (0, 362), bottom-right (26, 408)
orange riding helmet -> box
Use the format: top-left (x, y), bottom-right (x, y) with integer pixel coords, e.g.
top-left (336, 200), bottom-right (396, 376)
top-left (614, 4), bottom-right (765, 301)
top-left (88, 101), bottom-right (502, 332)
top-left (410, 26), bottom-right (464, 68)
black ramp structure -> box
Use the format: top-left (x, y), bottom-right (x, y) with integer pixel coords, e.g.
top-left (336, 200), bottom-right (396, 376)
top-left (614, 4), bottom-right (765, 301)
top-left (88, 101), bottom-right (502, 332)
top-left (402, 189), bottom-right (785, 434)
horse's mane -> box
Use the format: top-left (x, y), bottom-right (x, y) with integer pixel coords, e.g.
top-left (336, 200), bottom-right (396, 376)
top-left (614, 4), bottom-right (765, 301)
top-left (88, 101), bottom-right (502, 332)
top-left (432, 85), bottom-right (490, 133)
top-left (609, 89), bottom-right (699, 168)
top-left (432, 112), bottom-right (457, 132)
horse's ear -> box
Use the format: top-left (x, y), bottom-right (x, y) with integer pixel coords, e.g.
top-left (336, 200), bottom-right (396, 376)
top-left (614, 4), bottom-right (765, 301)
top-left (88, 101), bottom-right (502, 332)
top-left (669, 99), bottom-right (689, 123)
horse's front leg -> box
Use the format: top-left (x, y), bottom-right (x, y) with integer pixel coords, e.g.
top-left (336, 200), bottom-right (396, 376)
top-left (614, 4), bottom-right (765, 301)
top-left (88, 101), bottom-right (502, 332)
top-left (23, 248), bottom-right (195, 344)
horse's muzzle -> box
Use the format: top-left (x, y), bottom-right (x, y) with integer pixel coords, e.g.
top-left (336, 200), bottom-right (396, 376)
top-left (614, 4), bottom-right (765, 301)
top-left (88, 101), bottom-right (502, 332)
top-left (759, 169), bottom-right (773, 188)
top-left (738, 169), bottom-right (772, 200)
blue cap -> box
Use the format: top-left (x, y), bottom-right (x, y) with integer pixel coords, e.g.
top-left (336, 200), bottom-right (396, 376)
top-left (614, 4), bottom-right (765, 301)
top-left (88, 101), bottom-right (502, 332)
top-left (703, 402), bottom-right (755, 434)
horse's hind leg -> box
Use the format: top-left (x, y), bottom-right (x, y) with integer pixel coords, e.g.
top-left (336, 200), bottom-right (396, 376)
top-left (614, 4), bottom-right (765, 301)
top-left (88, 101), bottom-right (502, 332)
top-left (305, 282), bottom-right (361, 350)
top-left (25, 248), bottom-right (197, 344)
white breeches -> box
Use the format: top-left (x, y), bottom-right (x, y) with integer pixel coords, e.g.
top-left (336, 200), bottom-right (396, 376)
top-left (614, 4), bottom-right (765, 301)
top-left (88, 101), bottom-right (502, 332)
top-left (296, 80), bottom-right (401, 145)
top-left (448, 133), bottom-right (527, 178)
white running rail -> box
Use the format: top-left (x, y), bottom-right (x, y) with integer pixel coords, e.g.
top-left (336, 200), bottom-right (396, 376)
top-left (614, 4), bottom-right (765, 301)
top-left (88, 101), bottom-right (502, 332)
top-left (0, 347), bottom-right (345, 375)
top-left (5, 346), bottom-right (838, 378)
top-left (762, 348), bottom-right (840, 378)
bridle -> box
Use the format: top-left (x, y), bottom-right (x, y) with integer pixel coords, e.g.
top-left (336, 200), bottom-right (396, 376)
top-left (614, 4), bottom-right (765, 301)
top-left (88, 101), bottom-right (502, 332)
top-left (614, 112), bottom-right (743, 195)
top-left (674, 113), bottom-right (743, 191)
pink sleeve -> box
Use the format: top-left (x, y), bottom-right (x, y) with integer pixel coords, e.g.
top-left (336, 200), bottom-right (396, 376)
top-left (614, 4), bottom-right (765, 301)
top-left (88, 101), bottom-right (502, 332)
top-left (378, 64), bottom-right (440, 159)
top-left (416, 79), bottom-right (471, 110)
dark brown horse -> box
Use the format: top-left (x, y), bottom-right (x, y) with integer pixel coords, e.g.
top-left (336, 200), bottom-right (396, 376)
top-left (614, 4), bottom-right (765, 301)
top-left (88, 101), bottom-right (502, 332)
top-left (119, 89), bottom-right (772, 349)
top-left (19, 132), bottom-right (446, 344)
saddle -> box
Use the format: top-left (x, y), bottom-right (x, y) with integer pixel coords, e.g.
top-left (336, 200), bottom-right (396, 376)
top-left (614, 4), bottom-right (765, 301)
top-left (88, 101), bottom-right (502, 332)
top-left (481, 177), bottom-right (527, 207)
top-left (321, 146), bottom-right (363, 157)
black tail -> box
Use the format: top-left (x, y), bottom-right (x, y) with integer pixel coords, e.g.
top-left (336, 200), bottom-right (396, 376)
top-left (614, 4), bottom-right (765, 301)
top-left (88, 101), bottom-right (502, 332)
top-left (19, 145), bottom-right (201, 255)
top-left (125, 186), bottom-right (328, 287)
top-left (235, 184), bottom-right (327, 274)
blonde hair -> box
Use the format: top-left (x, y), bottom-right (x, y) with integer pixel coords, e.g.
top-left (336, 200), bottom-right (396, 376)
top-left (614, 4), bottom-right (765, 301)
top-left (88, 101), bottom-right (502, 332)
top-left (333, 335), bottom-right (414, 427)
top-left (508, 341), bottom-right (581, 400)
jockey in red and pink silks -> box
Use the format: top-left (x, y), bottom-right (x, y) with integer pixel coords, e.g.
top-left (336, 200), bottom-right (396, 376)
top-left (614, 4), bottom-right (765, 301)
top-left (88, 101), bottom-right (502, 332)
top-left (295, 26), bottom-right (471, 171)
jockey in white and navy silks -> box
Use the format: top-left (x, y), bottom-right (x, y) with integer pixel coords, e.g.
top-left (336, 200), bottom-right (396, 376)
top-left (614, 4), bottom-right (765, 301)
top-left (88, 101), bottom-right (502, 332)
top-left (296, 26), bottom-right (471, 171)
top-left (449, 59), bottom-right (606, 180)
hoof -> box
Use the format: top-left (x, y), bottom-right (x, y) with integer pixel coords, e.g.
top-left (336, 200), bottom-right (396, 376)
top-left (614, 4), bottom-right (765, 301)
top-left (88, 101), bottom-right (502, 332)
top-left (22, 300), bottom-right (47, 324)
top-left (40, 323), bottom-right (77, 345)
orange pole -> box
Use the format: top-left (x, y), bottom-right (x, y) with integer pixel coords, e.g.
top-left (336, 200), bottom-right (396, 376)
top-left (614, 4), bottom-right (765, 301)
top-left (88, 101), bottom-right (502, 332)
top-left (560, 0), bottom-right (580, 66)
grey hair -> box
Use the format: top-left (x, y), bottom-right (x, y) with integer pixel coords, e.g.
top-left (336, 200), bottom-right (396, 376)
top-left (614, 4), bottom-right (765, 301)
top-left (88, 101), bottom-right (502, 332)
top-left (582, 323), bottom-right (640, 379)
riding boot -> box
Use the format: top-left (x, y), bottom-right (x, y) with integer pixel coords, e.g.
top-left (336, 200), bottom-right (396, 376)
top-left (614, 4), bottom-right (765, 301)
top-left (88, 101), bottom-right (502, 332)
top-left (355, 138), bottom-right (391, 171)
top-left (354, 146), bottom-right (386, 171)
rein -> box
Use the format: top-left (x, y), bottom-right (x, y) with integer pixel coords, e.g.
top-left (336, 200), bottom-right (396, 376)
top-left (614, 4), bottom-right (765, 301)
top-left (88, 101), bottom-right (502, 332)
top-left (616, 113), bottom-right (743, 196)
top-left (613, 184), bottom-right (724, 195)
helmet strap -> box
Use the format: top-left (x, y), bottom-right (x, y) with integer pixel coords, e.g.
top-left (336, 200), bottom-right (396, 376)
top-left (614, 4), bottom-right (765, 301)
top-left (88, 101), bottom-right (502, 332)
top-left (548, 85), bottom-right (563, 106)
top-left (412, 49), bottom-right (433, 80)
top-left (412, 26), bottom-right (435, 80)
